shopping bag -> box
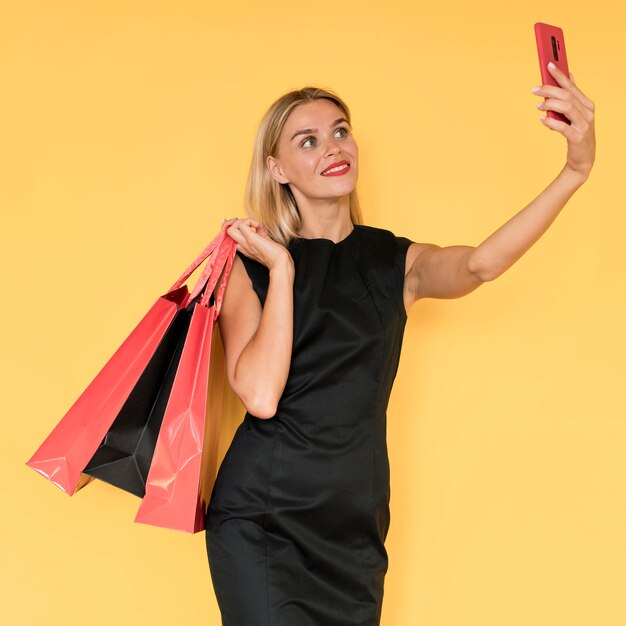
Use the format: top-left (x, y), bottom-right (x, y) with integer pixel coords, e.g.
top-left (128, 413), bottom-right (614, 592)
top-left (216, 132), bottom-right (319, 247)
top-left (81, 231), bottom-right (237, 498)
top-left (80, 291), bottom-right (201, 497)
top-left (198, 313), bottom-right (228, 518)
top-left (134, 232), bottom-right (238, 533)
top-left (25, 223), bottom-right (233, 496)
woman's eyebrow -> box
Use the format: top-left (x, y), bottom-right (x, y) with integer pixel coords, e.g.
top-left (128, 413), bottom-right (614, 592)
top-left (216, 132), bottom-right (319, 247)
top-left (290, 117), bottom-right (349, 142)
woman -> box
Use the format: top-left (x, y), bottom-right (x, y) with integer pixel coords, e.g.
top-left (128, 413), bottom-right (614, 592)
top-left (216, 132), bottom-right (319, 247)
top-left (205, 70), bottom-right (595, 625)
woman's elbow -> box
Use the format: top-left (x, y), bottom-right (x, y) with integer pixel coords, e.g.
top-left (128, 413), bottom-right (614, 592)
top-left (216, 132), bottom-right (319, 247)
top-left (230, 361), bottom-right (286, 419)
top-left (246, 393), bottom-right (278, 419)
top-left (236, 383), bottom-right (278, 419)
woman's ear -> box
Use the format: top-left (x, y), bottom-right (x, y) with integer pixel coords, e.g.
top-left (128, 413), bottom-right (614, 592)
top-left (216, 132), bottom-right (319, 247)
top-left (266, 155), bottom-right (289, 184)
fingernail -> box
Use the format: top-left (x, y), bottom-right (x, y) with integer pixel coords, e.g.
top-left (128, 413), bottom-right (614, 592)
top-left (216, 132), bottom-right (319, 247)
top-left (532, 86), bottom-right (541, 93)
top-left (548, 61), bottom-right (555, 69)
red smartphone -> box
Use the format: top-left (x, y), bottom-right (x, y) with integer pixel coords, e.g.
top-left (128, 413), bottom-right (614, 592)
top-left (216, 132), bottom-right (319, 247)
top-left (534, 22), bottom-right (571, 125)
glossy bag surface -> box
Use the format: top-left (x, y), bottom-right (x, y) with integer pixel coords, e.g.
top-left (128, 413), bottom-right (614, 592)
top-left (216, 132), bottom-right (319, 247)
top-left (134, 234), bottom-right (237, 533)
top-left (25, 223), bottom-right (234, 496)
top-left (81, 292), bottom-right (201, 497)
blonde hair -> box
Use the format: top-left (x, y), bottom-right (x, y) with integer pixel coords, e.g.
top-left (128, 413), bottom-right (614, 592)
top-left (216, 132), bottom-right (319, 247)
top-left (243, 86), bottom-right (364, 248)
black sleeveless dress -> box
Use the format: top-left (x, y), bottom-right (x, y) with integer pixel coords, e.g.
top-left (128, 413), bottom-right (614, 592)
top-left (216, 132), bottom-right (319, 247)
top-left (205, 223), bottom-right (414, 625)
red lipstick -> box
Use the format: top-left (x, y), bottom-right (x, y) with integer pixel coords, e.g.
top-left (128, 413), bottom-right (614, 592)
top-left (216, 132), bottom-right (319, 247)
top-left (320, 160), bottom-right (350, 176)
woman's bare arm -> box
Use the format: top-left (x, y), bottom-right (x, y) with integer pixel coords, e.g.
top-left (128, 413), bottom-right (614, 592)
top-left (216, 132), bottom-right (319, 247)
top-left (404, 63), bottom-right (595, 308)
top-left (405, 164), bottom-right (588, 304)
top-left (215, 220), bottom-right (295, 419)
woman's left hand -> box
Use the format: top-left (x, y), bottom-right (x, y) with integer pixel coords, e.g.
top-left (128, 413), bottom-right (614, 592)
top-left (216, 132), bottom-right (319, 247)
top-left (533, 62), bottom-right (596, 179)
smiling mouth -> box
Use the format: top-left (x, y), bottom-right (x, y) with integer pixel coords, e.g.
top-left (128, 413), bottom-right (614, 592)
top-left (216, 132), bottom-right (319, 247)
top-left (321, 163), bottom-right (351, 176)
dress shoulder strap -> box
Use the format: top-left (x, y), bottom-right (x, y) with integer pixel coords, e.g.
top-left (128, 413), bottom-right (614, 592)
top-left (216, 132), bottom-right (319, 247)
top-left (235, 249), bottom-right (269, 307)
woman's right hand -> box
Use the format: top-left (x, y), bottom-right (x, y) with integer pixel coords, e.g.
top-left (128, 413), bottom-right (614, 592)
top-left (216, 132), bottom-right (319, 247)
top-left (223, 217), bottom-right (292, 272)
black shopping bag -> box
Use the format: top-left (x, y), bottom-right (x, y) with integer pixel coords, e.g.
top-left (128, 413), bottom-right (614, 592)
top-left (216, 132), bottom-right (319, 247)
top-left (82, 291), bottom-right (209, 497)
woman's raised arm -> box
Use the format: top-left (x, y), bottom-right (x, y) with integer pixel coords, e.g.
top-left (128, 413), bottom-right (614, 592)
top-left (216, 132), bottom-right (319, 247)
top-left (405, 62), bottom-right (595, 305)
top-left (215, 218), bottom-right (295, 419)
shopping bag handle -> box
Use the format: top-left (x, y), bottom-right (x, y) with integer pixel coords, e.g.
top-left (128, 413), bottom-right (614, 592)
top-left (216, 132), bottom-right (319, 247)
top-left (214, 237), bottom-right (237, 316)
top-left (197, 234), bottom-right (237, 310)
top-left (185, 228), bottom-right (231, 306)
top-left (201, 235), bottom-right (237, 314)
top-left (166, 222), bottom-right (230, 296)
top-left (184, 227), bottom-right (235, 306)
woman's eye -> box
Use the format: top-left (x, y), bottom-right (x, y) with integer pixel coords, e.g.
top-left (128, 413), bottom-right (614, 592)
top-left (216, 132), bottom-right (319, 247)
top-left (301, 126), bottom-right (350, 148)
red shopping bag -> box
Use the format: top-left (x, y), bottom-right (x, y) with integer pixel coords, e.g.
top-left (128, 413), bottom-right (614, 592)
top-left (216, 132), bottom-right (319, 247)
top-left (25, 223), bottom-right (234, 496)
top-left (134, 233), bottom-right (238, 533)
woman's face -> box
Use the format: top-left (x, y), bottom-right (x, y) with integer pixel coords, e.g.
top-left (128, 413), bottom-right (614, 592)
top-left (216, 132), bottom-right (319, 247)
top-left (267, 99), bottom-right (359, 202)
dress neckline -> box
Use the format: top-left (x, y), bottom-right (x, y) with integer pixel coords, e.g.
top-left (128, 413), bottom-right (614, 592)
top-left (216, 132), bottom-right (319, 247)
top-left (293, 224), bottom-right (358, 246)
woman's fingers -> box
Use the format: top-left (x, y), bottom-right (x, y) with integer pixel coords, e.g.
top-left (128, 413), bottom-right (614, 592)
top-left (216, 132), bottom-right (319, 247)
top-left (226, 218), bottom-right (265, 254)
top-left (533, 84), bottom-right (594, 129)
top-left (538, 100), bottom-right (584, 129)
top-left (533, 66), bottom-right (596, 176)
top-left (226, 219), bottom-right (244, 240)
top-left (226, 218), bottom-right (289, 270)
top-left (237, 220), bottom-right (258, 240)
top-left (544, 63), bottom-right (595, 111)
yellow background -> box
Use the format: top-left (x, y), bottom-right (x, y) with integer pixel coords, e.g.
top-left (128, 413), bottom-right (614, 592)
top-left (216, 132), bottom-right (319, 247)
top-left (2, 1), bottom-right (624, 624)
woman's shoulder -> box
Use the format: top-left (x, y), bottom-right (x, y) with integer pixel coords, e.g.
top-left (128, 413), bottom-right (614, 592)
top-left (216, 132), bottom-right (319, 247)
top-left (235, 249), bottom-right (268, 272)
top-left (234, 249), bottom-right (269, 305)
top-left (355, 224), bottom-right (414, 257)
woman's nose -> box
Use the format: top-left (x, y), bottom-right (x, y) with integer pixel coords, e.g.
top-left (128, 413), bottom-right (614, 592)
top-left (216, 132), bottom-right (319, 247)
top-left (324, 140), bottom-right (342, 156)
